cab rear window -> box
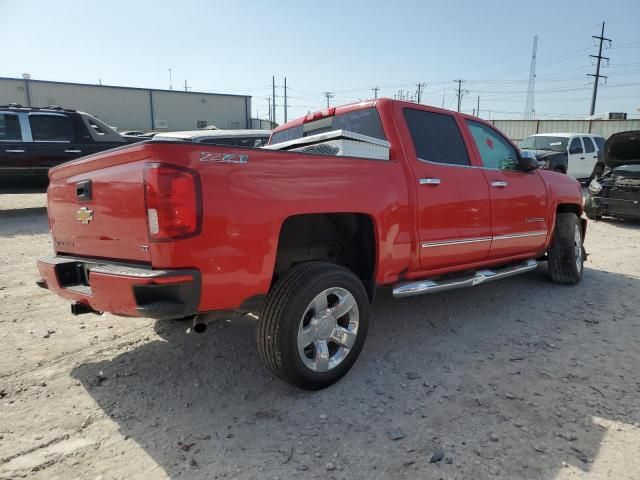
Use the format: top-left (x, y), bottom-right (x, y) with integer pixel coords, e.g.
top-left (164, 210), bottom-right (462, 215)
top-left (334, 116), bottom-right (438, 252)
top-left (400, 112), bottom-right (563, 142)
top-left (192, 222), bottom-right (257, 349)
top-left (269, 108), bottom-right (386, 145)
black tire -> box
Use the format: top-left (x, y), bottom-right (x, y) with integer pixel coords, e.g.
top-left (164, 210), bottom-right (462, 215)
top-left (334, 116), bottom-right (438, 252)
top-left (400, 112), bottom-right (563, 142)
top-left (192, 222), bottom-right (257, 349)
top-left (548, 213), bottom-right (584, 285)
top-left (257, 262), bottom-right (369, 390)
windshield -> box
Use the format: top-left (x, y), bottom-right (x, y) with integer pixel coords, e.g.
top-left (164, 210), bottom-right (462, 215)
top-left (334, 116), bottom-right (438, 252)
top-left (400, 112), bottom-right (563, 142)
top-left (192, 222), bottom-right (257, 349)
top-left (520, 136), bottom-right (568, 152)
top-left (269, 107), bottom-right (386, 145)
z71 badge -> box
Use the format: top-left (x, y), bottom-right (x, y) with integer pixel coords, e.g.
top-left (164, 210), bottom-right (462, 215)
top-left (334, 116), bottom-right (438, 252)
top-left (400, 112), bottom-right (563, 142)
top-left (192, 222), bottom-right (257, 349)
top-left (200, 152), bottom-right (248, 164)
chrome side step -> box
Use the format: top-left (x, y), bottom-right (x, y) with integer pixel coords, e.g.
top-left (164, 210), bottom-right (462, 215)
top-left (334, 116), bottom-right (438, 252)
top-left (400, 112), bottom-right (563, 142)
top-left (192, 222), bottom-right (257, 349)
top-left (392, 259), bottom-right (538, 298)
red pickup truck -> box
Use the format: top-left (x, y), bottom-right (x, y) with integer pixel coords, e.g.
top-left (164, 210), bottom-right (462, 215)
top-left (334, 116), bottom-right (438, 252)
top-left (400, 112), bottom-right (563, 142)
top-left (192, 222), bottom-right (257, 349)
top-left (37, 99), bottom-right (586, 389)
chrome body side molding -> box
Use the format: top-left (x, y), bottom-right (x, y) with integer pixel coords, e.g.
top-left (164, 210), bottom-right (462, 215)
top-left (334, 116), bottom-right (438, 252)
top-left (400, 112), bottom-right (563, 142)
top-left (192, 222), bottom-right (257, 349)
top-left (420, 231), bottom-right (547, 248)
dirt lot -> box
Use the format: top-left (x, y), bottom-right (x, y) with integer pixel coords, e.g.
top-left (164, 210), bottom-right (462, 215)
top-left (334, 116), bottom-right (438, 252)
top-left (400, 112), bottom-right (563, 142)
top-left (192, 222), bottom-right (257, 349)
top-left (1, 192), bottom-right (639, 480)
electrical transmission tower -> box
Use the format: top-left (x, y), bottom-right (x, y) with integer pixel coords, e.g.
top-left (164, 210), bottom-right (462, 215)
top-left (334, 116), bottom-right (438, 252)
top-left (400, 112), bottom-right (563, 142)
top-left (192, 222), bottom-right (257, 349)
top-left (524, 35), bottom-right (538, 120)
top-left (588, 22), bottom-right (611, 116)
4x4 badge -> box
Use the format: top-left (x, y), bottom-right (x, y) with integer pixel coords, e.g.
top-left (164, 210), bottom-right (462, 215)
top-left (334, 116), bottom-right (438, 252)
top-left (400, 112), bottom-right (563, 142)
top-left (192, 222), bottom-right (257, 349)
top-left (76, 207), bottom-right (94, 224)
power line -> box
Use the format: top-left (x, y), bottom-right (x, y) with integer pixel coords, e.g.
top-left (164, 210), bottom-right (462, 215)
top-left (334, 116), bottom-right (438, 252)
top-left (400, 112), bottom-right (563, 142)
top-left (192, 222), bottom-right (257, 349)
top-left (588, 21), bottom-right (612, 115)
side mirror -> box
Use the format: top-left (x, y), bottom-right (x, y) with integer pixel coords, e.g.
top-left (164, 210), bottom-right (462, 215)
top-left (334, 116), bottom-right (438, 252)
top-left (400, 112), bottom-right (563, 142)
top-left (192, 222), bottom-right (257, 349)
top-left (517, 154), bottom-right (539, 172)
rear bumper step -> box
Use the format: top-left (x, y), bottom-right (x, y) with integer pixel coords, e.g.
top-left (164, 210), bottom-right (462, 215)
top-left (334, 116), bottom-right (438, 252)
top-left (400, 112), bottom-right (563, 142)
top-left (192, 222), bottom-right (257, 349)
top-left (392, 259), bottom-right (537, 298)
top-left (37, 255), bottom-right (201, 320)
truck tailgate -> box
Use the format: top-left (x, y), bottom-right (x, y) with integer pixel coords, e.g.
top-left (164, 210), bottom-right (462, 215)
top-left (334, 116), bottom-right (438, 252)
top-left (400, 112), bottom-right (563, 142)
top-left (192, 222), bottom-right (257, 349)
top-left (47, 146), bottom-right (151, 263)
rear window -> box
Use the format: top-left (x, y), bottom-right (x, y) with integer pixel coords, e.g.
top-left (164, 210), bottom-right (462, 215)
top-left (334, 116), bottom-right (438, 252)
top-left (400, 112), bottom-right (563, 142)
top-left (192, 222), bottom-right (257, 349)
top-left (269, 107), bottom-right (385, 145)
top-left (0, 113), bottom-right (21, 141)
top-left (29, 114), bottom-right (74, 142)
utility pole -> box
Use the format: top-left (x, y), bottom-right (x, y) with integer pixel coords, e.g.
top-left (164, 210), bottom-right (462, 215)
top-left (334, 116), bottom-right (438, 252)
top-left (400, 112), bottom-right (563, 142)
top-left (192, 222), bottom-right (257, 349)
top-left (588, 22), bottom-right (611, 116)
top-left (372, 86), bottom-right (379, 99)
top-left (272, 76), bottom-right (276, 125)
top-left (416, 82), bottom-right (426, 104)
top-left (266, 97), bottom-right (272, 124)
top-left (184, 79), bottom-right (191, 92)
top-left (283, 77), bottom-right (288, 123)
top-left (454, 79), bottom-right (467, 112)
top-left (477, 95), bottom-right (480, 117)
top-left (324, 91), bottom-right (335, 108)
top-left (168, 68), bottom-right (173, 90)
top-left (442, 86), bottom-right (445, 108)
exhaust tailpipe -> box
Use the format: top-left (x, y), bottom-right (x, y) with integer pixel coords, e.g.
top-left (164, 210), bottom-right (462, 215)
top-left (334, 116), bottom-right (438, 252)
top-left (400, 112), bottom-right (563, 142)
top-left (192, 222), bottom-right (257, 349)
top-left (71, 302), bottom-right (102, 316)
top-left (193, 316), bottom-right (207, 333)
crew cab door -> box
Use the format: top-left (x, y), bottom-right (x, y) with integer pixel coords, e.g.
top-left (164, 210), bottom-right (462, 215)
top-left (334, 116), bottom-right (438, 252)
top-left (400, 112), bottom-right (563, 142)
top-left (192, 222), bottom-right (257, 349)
top-left (581, 136), bottom-right (599, 177)
top-left (400, 107), bottom-right (492, 270)
top-left (464, 120), bottom-right (549, 259)
top-left (567, 136), bottom-right (587, 178)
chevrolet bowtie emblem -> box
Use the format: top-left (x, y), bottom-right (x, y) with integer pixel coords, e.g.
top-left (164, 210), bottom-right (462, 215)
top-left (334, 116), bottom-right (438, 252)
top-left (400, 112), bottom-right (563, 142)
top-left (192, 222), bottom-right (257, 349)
top-left (76, 207), bottom-right (94, 224)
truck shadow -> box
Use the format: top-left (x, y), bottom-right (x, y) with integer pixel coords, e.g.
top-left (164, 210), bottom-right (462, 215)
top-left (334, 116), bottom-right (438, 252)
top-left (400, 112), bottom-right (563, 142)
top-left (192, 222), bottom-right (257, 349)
top-left (0, 207), bottom-right (49, 237)
top-left (71, 265), bottom-right (640, 479)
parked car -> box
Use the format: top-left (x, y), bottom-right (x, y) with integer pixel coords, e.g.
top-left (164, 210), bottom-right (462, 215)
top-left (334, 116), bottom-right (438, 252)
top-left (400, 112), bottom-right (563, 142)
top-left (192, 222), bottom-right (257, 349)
top-left (37, 99), bottom-right (585, 390)
top-left (520, 133), bottom-right (605, 180)
top-left (585, 130), bottom-right (640, 220)
top-left (0, 104), bottom-right (138, 186)
top-left (152, 129), bottom-right (271, 147)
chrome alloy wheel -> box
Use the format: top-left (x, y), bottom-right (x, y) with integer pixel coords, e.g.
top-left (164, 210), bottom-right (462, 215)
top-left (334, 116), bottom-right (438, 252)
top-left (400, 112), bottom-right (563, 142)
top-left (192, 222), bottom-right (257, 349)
top-left (574, 224), bottom-right (583, 272)
top-left (297, 287), bottom-right (359, 372)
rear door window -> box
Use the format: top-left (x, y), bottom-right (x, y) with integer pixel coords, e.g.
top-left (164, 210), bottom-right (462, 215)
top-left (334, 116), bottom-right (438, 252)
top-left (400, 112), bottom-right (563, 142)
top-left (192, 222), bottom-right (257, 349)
top-left (583, 137), bottom-right (595, 153)
top-left (403, 109), bottom-right (470, 166)
top-left (0, 113), bottom-right (22, 141)
top-left (593, 136), bottom-right (605, 151)
top-left (29, 114), bottom-right (74, 142)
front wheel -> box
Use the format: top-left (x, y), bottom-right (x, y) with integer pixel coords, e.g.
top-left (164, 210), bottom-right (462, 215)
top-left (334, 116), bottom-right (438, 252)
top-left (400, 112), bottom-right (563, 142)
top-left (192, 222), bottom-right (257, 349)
top-left (257, 262), bottom-right (369, 390)
top-left (548, 213), bottom-right (584, 285)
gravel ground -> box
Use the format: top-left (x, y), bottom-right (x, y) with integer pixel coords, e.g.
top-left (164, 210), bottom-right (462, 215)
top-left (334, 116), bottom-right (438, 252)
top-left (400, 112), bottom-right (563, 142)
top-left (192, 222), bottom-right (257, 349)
top-left (1, 192), bottom-right (639, 480)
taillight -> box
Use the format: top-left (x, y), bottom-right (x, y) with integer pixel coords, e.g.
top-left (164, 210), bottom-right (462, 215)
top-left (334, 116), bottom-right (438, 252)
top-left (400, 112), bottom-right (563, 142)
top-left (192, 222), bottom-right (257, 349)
top-left (143, 163), bottom-right (202, 241)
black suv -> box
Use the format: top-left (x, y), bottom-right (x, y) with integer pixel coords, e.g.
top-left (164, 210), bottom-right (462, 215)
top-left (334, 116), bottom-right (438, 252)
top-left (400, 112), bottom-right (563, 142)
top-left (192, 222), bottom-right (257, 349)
top-left (0, 104), bottom-right (135, 187)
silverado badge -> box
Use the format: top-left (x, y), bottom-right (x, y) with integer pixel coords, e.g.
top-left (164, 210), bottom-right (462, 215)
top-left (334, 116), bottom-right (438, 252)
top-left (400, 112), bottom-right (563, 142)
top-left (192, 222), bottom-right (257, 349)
top-left (76, 207), bottom-right (94, 224)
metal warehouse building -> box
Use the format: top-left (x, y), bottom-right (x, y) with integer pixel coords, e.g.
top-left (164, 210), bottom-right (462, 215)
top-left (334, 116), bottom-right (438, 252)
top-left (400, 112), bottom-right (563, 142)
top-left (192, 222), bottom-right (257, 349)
top-left (0, 76), bottom-right (252, 131)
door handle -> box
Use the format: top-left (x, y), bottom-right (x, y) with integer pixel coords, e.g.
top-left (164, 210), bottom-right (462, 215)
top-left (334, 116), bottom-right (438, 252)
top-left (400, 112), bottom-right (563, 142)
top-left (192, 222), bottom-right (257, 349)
top-left (65, 149), bottom-right (82, 153)
top-left (419, 178), bottom-right (441, 185)
top-left (491, 181), bottom-right (508, 188)
top-left (579, 157), bottom-right (585, 160)
top-left (5, 149), bottom-right (25, 153)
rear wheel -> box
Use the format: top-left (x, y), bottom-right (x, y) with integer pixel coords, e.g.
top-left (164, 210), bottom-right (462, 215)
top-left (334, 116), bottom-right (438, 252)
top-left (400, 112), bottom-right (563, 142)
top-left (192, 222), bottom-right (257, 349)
top-left (548, 213), bottom-right (584, 285)
top-left (257, 262), bottom-right (369, 390)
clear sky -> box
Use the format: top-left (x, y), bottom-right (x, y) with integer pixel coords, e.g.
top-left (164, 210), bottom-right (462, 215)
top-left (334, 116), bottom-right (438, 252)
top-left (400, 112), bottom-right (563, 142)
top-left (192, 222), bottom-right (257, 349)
top-left (2, 0), bottom-right (639, 122)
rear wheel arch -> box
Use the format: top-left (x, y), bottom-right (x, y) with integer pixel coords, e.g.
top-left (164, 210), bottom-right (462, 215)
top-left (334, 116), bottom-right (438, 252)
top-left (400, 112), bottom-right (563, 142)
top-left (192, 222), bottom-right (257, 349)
top-left (273, 213), bottom-right (378, 301)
